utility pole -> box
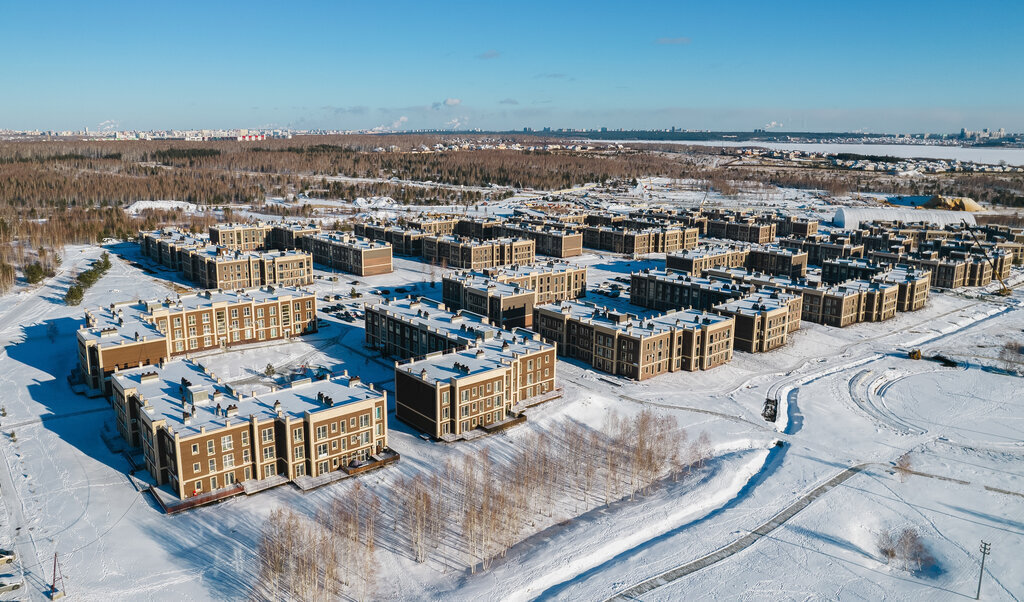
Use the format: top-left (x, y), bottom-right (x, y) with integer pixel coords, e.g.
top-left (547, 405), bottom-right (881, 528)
top-left (976, 540), bottom-right (991, 600)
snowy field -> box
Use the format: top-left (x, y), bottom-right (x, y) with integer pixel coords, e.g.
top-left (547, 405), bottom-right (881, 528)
top-left (0, 243), bottom-right (1021, 600)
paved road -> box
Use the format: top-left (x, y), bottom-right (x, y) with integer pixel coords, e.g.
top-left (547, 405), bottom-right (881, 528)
top-left (606, 463), bottom-right (868, 601)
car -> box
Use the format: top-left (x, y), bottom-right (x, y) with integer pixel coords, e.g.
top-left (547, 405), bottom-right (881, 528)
top-left (0, 550), bottom-right (13, 564)
top-left (0, 580), bottom-right (22, 593)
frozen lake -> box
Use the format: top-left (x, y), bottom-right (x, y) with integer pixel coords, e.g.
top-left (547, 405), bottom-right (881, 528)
top-left (609, 139), bottom-right (1024, 166)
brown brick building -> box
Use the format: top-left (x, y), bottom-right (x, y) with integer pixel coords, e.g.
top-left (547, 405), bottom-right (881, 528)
top-left (112, 360), bottom-right (389, 500)
top-left (181, 247), bottom-right (314, 290)
top-left (300, 232), bottom-right (394, 276)
top-left (533, 301), bottom-right (735, 380)
top-left (76, 287), bottom-right (317, 395)
top-left (422, 235), bottom-right (535, 270)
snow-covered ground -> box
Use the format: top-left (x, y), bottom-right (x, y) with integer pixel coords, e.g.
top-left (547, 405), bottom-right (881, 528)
top-left (0, 243), bottom-right (1021, 600)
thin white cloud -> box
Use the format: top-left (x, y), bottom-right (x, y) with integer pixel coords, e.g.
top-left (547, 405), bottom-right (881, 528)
top-left (499, 98), bottom-right (519, 105)
top-left (477, 50), bottom-right (500, 60)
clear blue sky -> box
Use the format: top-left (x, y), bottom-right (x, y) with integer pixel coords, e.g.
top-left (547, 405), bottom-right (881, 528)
top-left (2, 1), bottom-right (1022, 133)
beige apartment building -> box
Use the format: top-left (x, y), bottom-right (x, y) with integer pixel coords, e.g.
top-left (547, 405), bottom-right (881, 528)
top-left (112, 360), bottom-right (388, 500)
top-left (394, 334), bottom-right (557, 439)
top-left (300, 232), bottom-right (394, 276)
top-left (181, 247), bottom-right (313, 290)
top-left (422, 235), bottom-right (535, 269)
top-left (715, 291), bottom-right (801, 353)
top-left (76, 287), bottom-right (317, 395)
top-left (210, 223), bottom-right (273, 251)
top-left (533, 301), bottom-right (735, 380)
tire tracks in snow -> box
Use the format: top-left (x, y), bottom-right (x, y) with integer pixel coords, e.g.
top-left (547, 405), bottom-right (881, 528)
top-left (605, 463), bottom-right (868, 601)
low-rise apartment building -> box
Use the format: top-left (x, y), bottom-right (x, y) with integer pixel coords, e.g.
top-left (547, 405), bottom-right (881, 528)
top-left (533, 301), bottom-right (735, 380)
top-left (422, 235), bottom-right (535, 269)
top-left (497, 223), bottom-right (584, 258)
top-left (394, 332), bottom-right (557, 438)
top-left (407, 215), bottom-right (459, 236)
top-left (76, 286), bottom-right (317, 395)
top-left (210, 222), bottom-right (272, 251)
top-left (442, 273), bottom-right (537, 329)
top-left (181, 247), bottom-right (313, 290)
top-left (715, 290), bottom-right (801, 353)
top-left (269, 222), bottom-right (321, 250)
top-left (139, 228), bottom-right (209, 270)
top-left (583, 226), bottom-right (697, 255)
top-left (630, 269), bottom-right (757, 312)
top-left (300, 232), bottom-right (394, 276)
top-left (355, 223), bottom-right (428, 256)
top-left (112, 360), bottom-right (388, 500)
top-left (482, 261), bottom-right (588, 304)
top-left (779, 235), bottom-right (865, 266)
top-left (821, 258), bottom-right (889, 285)
top-left (873, 265), bottom-right (931, 311)
top-left (666, 245), bottom-right (749, 274)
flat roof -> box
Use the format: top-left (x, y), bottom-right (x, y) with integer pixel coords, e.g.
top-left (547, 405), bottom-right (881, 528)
top-left (537, 300), bottom-right (731, 336)
top-left (78, 286), bottom-right (314, 346)
top-left (307, 231), bottom-right (391, 250)
top-left (717, 292), bottom-right (796, 316)
top-left (187, 246), bottom-right (311, 262)
top-left (369, 296), bottom-right (552, 355)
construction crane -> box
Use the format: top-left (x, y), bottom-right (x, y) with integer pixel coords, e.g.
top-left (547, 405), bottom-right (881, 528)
top-left (961, 219), bottom-right (1011, 296)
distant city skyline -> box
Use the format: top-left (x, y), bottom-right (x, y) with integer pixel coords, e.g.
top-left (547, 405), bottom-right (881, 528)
top-left (3, 1), bottom-right (1022, 133)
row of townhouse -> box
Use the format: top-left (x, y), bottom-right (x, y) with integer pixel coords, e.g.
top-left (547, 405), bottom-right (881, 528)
top-left (363, 296), bottom-right (557, 438)
top-left (112, 359), bottom-right (389, 500)
top-left (442, 261), bottom-right (588, 328)
top-left (532, 300), bottom-right (735, 381)
top-left (75, 286), bottom-right (317, 396)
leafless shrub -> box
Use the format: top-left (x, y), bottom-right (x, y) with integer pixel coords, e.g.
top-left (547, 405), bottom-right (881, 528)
top-left (894, 453), bottom-right (913, 483)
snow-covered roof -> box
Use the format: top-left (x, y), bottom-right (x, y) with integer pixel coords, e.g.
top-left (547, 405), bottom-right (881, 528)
top-left (833, 207), bottom-right (977, 230)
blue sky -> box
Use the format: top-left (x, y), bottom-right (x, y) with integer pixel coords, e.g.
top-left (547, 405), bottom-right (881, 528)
top-left (2, 1), bottom-right (1022, 133)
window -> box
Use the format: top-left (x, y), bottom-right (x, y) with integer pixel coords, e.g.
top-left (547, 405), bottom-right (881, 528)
top-left (208, 459), bottom-right (216, 471)
top-left (194, 481), bottom-right (202, 492)
top-left (241, 431), bottom-right (249, 446)
top-left (375, 406), bottom-right (382, 420)
top-left (296, 464), bottom-right (306, 477)
top-left (350, 435), bottom-right (358, 446)
top-left (376, 424), bottom-right (383, 436)
top-left (191, 444), bottom-right (199, 454)
top-left (317, 443), bottom-right (328, 458)
top-left (294, 446), bottom-right (305, 459)
top-left (332, 440), bottom-right (338, 450)
top-left (331, 422), bottom-right (337, 433)
top-left (223, 455), bottom-right (235, 468)
top-left (359, 414), bottom-right (369, 428)
top-left (316, 425), bottom-right (328, 440)
top-left (210, 476), bottom-right (218, 490)
top-left (244, 466), bottom-right (251, 480)
top-left (263, 446), bottom-right (274, 461)
top-left (221, 435), bottom-right (233, 451)
top-left (293, 427), bottom-right (303, 442)
top-left (242, 449), bottom-right (250, 462)
top-left (461, 391), bottom-right (469, 402)
top-left (207, 441), bottom-right (215, 455)
top-left (192, 462), bottom-right (200, 473)
top-left (349, 417), bottom-right (357, 429)
top-left (262, 428), bottom-right (273, 443)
